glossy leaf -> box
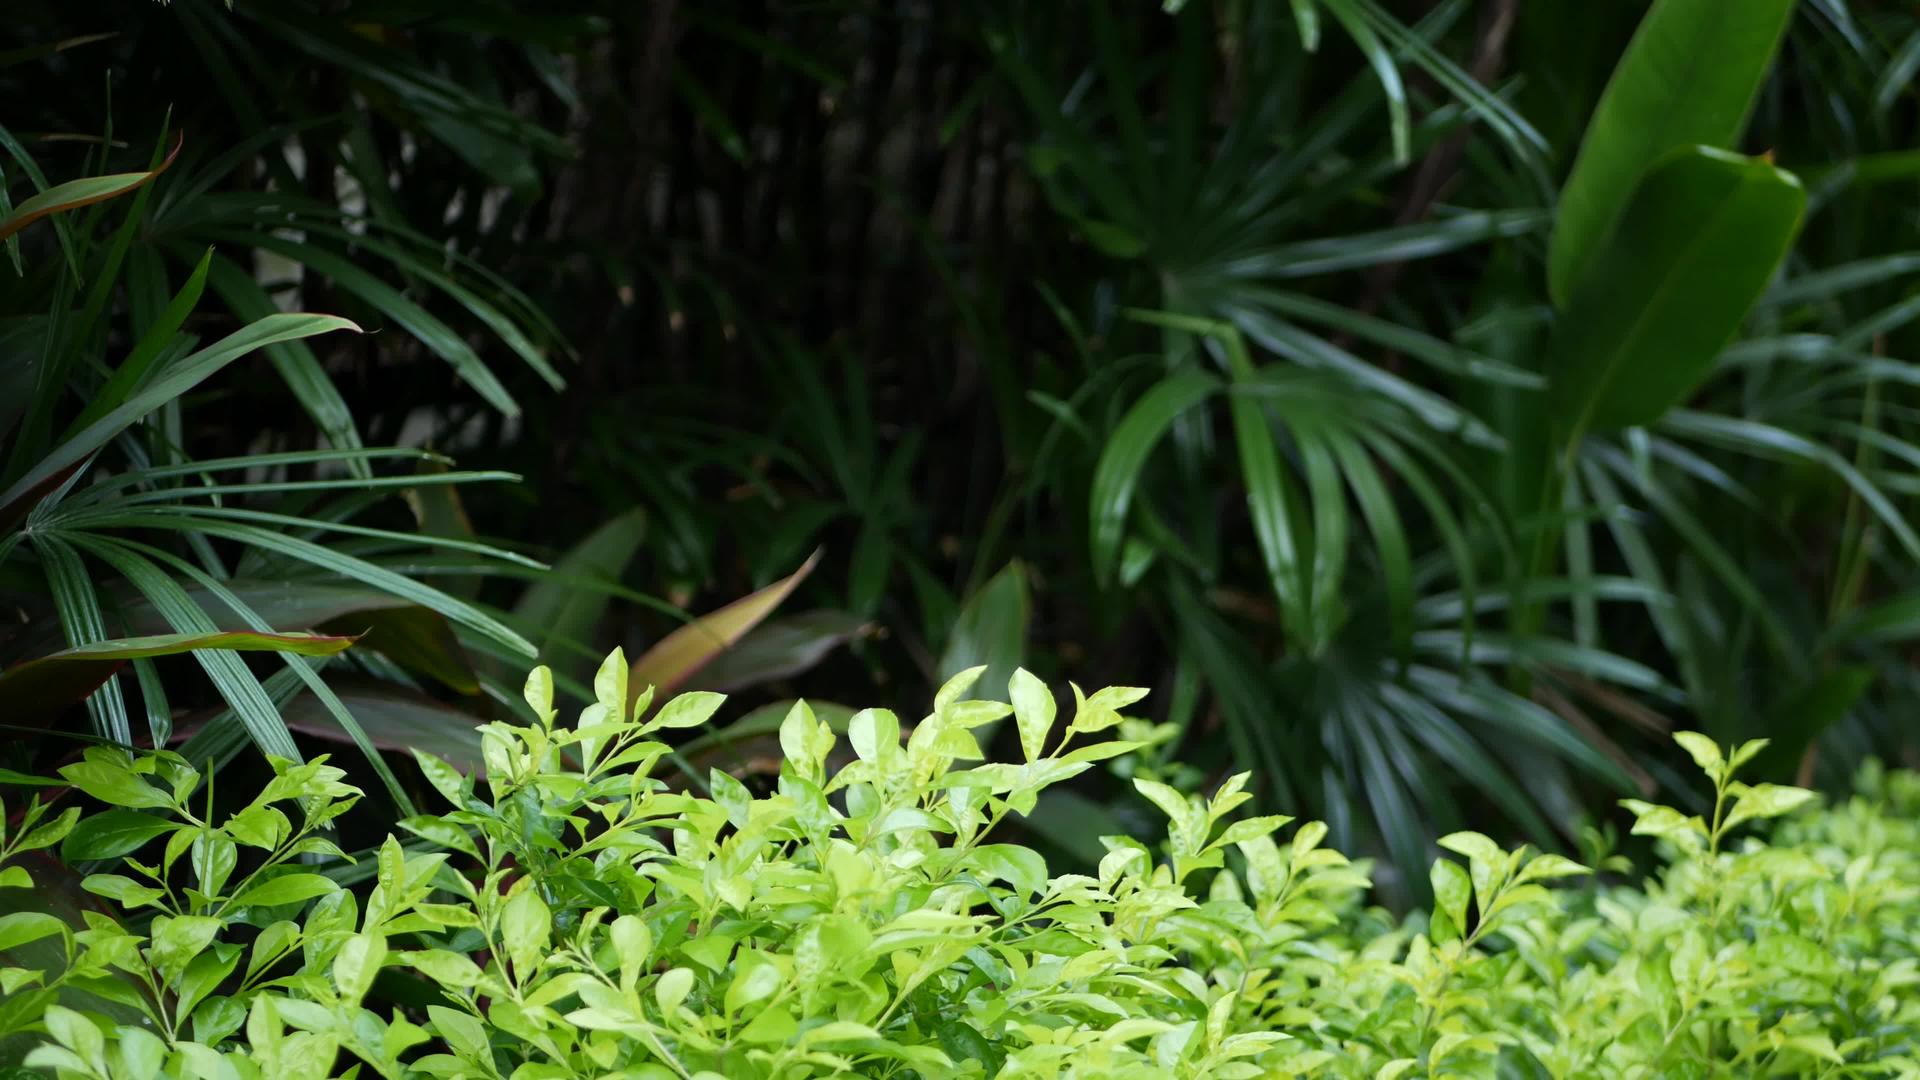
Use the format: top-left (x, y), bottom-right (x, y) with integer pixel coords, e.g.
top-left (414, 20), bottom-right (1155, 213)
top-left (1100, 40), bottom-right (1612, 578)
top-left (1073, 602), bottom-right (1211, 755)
top-left (1548, 0), bottom-right (1795, 307)
top-left (61, 810), bottom-right (180, 862)
top-left (1548, 147), bottom-right (1804, 437)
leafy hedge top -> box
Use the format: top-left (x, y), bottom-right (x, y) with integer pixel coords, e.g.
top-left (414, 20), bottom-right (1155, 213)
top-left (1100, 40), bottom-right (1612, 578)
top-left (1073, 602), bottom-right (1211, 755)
top-left (1, 654), bottom-right (1916, 1078)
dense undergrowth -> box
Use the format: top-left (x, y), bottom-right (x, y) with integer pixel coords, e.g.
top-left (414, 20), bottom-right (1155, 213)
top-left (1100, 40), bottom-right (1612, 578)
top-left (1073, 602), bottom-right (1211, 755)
top-left (3, 7), bottom-right (1919, 1076)
top-left (5, 0), bottom-right (1920, 915)
top-left (1, 655), bottom-right (1915, 1078)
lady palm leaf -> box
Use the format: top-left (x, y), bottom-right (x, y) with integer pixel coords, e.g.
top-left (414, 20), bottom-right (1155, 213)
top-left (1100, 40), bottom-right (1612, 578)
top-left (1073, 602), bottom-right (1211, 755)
top-left (0, 126), bottom-right (556, 797)
top-left (32, 533), bottom-right (133, 747)
top-left (0, 311), bottom-right (359, 530)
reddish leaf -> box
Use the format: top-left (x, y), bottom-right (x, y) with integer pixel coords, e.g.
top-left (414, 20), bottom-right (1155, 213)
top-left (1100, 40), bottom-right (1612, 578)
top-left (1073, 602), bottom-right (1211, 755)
top-left (687, 610), bottom-right (872, 693)
top-left (121, 581), bottom-right (475, 694)
top-left (0, 131), bottom-right (182, 243)
top-left (280, 681), bottom-right (486, 773)
top-left (630, 550), bottom-right (821, 700)
top-left (0, 631), bottom-right (357, 723)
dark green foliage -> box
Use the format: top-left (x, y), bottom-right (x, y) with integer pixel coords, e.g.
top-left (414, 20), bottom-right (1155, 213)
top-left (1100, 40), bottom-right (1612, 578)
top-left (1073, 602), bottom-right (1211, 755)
top-left (3, 0), bottom-right (1919, 907)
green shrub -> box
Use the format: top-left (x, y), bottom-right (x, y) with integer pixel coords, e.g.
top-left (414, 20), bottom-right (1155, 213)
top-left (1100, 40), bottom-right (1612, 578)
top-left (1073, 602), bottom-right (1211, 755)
top-left (1, 653), bottom-right (1915, 1078)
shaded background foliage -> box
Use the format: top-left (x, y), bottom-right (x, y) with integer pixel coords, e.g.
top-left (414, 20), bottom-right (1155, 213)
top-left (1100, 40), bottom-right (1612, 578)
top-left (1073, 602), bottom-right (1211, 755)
top-left (4, 0), bottom-right (1920, 905)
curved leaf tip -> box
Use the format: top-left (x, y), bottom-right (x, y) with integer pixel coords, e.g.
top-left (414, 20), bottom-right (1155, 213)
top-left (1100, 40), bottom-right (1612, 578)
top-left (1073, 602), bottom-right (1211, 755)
top-left (0, 131), bottom-right (185, 244)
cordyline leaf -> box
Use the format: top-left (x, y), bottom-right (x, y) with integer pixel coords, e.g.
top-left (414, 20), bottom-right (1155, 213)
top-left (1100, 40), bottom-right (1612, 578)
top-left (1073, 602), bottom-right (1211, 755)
top-left (1548, 0), bottom-right (1794, 307)
top-left (0, 631), bottom-right (356, 725)
top-left (120, 580), bottom-right (418, 638)
top-left (689, 610), bottom-right (872, 693)
top-left (0, 131), bottom-right (182, 243)
top-left (280, 680), bottom-right (486, 773)
top-left (124, 580), bottom-right (476, 695)
top-left (630, 550), bottom-right (821, 702)
top-left (318, 605), bottom-right (477, 696)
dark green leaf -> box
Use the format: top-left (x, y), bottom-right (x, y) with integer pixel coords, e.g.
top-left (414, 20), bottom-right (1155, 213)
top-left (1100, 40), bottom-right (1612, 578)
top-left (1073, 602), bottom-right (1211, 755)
top-left (1088, 371), bottom-right (1221, 585)
top-left (1548, 147), bottom-right (1804, 436)
top-left (0, 313), bottom-right (361, 531)
top-left (938, 563), bottom-right (1029, 707)
top-left (281, 682), bottom-right (485, 775)
top-left (1549, 0), bottom-right (1795, 306)
top-left (513, 507), bottom-right (648, 681)
top-left (689, 611), bottom-right (871, 693)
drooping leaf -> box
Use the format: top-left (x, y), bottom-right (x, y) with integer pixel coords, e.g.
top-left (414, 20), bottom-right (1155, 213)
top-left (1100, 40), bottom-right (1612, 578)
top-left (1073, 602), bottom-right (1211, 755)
top-left (1088, 371), bottom-right (1221, 585)
top-left (63, 248), bottom-right (213, 440)
top-left (200, 253), bottom-right (372, 480)
top-left (0, 313), bottom-right (361, 531)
